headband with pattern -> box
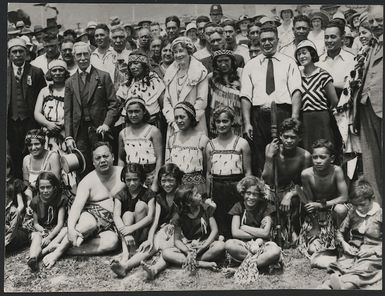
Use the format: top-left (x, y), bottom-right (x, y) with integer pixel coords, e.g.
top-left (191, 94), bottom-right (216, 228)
top-left (125, 96), bottom-right (147, 110)
top-left (213, 49), bottom-right (235, 59)
top-left (174, 102), bottom-right (196, 119)
top-left (25, 133), bottom-right (46, 144)
top-left (127, 54), bottom-right (149, 65)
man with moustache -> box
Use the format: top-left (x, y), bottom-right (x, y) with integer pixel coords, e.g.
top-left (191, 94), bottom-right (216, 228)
top-left (240, 24), bottom-right (302, 176)
top-left (7, 38), bottom-right (46, 178)
top-left (61, 40), bottom-right (78, 76)
top-left (64, 42), bottom-right (120, 176)
top-left (279, 15), bottom-right (311, 60)
top-left (90, 23), bottom-right (115, 81)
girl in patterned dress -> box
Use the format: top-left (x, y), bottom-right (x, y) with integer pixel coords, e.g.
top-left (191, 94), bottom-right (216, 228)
top-left (118, 96), bottom-right (163, 192)
top-left (110, 163), bottom-right (183, 279)
top-left (167, 102), bottom-right (209, 194)
top-left (26, 172), bottom-right (67, 272)
top-left (294, 40), bottom-right (340, 153)
top-left (206, 106), bottom-right (252, 239)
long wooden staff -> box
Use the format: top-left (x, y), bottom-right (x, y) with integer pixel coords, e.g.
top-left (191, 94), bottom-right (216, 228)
top-left (271, 101), bottom-right (281, 247)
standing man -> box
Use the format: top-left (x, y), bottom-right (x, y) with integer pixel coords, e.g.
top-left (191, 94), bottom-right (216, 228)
top-left (31, 35), bottom-right (62, 75)
top-left (196, 15), bottom-right (210, 50)
top-left (61, 40), bottom-right (78, 76)
top-left (7, 38), bottom-right (46, 178)
top-left (90, 24), bottom-right (115, 81)
top-left (150, 22), bottom-right (162, 39)
top-left (221, 19), bottom-right (250, 64)
top-left (209, 4), bottom-right (224, 25)
top-left (358, 6), bottom-right (383, 206)
top-left (64, 42), bottom-right (120, 176)
top-left (137, 27), bottom-right (152, 56)
top-left (165, 16), bottom-right (181, 42)
top-left (110, 25), bottom-right (131, 89)
top-left (279, 15), bottom-right (311, 60)
top-left (240, 24), bottom-right (302, 176)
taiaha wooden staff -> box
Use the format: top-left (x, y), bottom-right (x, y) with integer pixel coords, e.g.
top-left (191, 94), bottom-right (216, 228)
top-left (270, 100), bottom-right (282, 247)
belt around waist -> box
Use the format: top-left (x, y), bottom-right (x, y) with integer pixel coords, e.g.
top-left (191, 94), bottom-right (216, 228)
top-left (253, 103), bottom-right (291, 112)
top-left (212, 174), bottom-right (244, 182)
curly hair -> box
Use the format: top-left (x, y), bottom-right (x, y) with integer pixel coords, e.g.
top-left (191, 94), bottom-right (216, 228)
top-left (311, 139), bottom-right (335, 156)
top-left (25, 129), bottom-right (46, 146)
top-left (211, 105), bottom-right (239, 131)
top-left (279, 118), bottom-right (303, 136)
top-left (236, 176), bottom-right (266, 198)
top-left (157, 163), bottom-right (184, 192)
top-left (350, 176), bottom-right (375, 202)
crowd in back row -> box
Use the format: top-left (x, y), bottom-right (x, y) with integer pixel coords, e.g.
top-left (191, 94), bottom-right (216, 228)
top-left (5, 4), bottom-right (383, 289)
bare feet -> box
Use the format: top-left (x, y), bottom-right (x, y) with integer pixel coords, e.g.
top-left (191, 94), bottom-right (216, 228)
top-left (197, 261), bottom-right (219, 271)
top-left (330, 274), bottom-right (342, 289)
top-left (42, 242), bottom-right (59, 256)
top-left (27, 257), bottom-right (39, 272)
top-left (222, 267), bottom-right (236, 278)
top-left (141, 261), bottom-right (156, 281)
top-left (42, 252), bottom-right (60, 269)
top-left (110, 260), bottom-right (127, 278)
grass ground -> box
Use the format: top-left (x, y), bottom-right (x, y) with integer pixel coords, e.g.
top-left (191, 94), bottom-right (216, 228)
top-left (3, 247), bottom-right (358, 292)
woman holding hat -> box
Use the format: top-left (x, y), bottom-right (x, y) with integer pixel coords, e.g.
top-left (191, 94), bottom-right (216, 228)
top-left (118, 96), bottom-right (163, 192)
top-left (308, 11), bottom-right (329, 56)
top-left (295, 40), bottom-right (340, 152)
top-left (163, 36), bottom-right (208, 147)
top-left (208, 49), bottom-right (243, 138)
top-left (166, 102), bottom-right (209, 194)
top-left (116, 50), bottom-right (165, 129)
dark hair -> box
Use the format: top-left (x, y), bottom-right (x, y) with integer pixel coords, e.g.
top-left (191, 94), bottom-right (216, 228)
top-left (203, 22), bottom-right (216, 31)
top-left (42, 35), bottom-right (59, 45)
top-left (260, 23), bottom-right (278, 37)
top-left (92, 141), bottom-right (113, 153)
top-left (174, 183), bottom-right (198, 214)
top-left (295, 45), bottom-right (319, 65)
top-left (35, 171), bottom-right (62, 203)
top-left (293, 15), bottom-right (311, 27)
top-left (236, 176), bottom-right (266, 198)
top-left (45, 67), bottom-right (70, 82)
top-left (279, 118), bottom-right (303, 136)
top-left (63, 29), bottom-right (77, 40)
top-left (165, 16), bottom-right (181, 28)
top-left (212, 53), bottom-right (240, 88)
top-left (150, 22), bottom-right (160, 27)
top-left (221, 19), bottom-right (236, 29)
top-left (120, 163), bottom-right (146, 183)
top-left (326, 19), bottom-right (345, 36)
top-left (280, 9), bottom-right (294, 19)
top-left (95, 23), bottom-right (110, 34)
top-left (196, 15), bottom-right (210, 24)
top-left (350, 176), bottom-right (375, 202)
top-left (126, 50), bottom-right (151, 86)
top-left (174, 101), bottom-right (198, 127)
top-left (161, 37), bottom-right (172, 50)
top-left (211, 105), bottom-right (238, 131)
top-left (311, 139), bottom-right (335, 156)
top-left (125, 98), bottom-right (151, 123)
top-left (157, 163), bottom-right (184, 191)
top-left (25, 129), bottom-right (46, 146)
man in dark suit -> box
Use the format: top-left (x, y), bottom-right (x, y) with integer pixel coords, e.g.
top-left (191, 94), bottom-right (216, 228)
top-left (7, 37), bottom-right (46, 178)
top-left (64, 42), bottom-right (120, 176)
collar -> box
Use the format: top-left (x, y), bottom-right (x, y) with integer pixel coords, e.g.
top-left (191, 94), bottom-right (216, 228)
top-left (260, 51), bottom-right (282, 64)
top-left (92, 46), bottom-right (114, 57)
top-left (355, 201), bottom-right (380, 218)
top-left (164, 56), bottom-right (208, 87)
top-left (321, 48), bottom-right (351, 62)
top-left (12, 62), bottom-right (25, 69)
top-left (78, 65), bottom-right (92, 74)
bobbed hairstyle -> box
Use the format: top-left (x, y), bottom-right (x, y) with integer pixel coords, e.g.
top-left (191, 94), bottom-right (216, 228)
top-left (125, 96), bottom-right (151, 123)
top-left (211, 105), bottom-right (238, 131)
top-left (349, 176), bottom-right (375, 202)
top-left (35, 171), bottom-right (62, 202)
top-left (174, 183), bottom-right (198, 213)
top-left (311, 139), bottom-right (335, 157)
top-left (236, 176), bottom-right (266, 198)
top-left (157, 163), bottom-right (184, 190)
top-left (120, 163), bottom-right (146, 184)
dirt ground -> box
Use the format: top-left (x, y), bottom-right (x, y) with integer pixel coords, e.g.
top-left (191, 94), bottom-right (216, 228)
top-left (4, 247), bottom-right (381, 292)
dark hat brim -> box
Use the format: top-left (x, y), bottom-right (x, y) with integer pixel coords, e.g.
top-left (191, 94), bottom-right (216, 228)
top-left (73, 148), bottom-right (86, 174)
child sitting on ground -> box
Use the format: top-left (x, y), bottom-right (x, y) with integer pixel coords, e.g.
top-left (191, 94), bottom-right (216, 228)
top-left (161, 184), bottom-right (225, 275)
top-left (224, 176), bottom-right (282, 284)
top-left (110, 163), bottom-right (183, 279)
top-left (112, 163), bottom-right (156, 263)
top-left (5, 155), bottom-right (29, 251)
top-left (298, 139), bottom-right (349, 259)
top-left (26, 172), bottom-right (67, 271)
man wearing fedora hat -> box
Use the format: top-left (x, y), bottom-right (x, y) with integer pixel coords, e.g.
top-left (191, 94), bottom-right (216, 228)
top-left (42, 142), bottom-right (123, 268)
top-left (43, 17), bottom-right (62, 38)
top-left (64, 42), bottom-right (120, 177)
top-left (7, 37), bottom-right (46, 178)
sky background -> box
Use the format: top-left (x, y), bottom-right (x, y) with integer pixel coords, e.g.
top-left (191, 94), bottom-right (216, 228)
top-left (8, 3), bottom-right (369, 30)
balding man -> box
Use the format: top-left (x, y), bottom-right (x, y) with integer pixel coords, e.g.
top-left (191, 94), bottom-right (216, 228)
top-left (42, 142), bottom-right (124, 268)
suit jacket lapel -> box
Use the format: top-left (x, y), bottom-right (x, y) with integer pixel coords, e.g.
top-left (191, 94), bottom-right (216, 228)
top-left (73, 72), bottom-right (82, 106)
top-left (21, 63), bottom-right (30, 101)
top-left (177, 81), bottom-right (193, 102)
top-left (7, 66), bottom-right (12, 108)
top-left (87, 66), bottom-right (98, 104)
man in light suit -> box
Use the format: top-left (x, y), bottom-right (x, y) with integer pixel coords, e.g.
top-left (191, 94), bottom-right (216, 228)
top-left (358, 6), bottom-right (383, 206)
top-left (7, 38), bottom-right (46, 178)
top-left (64, 42), bottom-right (120, 176)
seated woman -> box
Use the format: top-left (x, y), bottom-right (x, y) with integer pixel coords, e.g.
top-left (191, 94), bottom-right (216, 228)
top-left (167, 102), bottom-right (209, 194)
top-left (118, 96), bottom-right (163, 192)
top-left (22, 129), bottom-right (61, 202)
top-left (110, 163), bottom-right (183, 278)
top-left (319, 177), bottom-right (382, 289)
top-left (112, 163), bottom-right (155, 262)
top-left (224, 176), bottom-right (281, 284)
top-left (161, 184), bottom-right (225, 275)
top-left (25, 172), bottom-right (67, 271)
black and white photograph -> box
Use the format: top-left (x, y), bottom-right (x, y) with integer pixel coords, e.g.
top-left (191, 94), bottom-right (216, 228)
top-left (3, 1), bottom-right (383, 292)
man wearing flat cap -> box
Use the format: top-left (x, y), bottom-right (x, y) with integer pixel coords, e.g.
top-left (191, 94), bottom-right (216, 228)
top-left (7, 38), bottom-right (47, 178)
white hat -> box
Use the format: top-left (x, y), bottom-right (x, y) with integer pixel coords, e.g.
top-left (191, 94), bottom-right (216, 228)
top-left (186, 22), bottom-right (197, 33)
top-left (8, 37), bottom-right (27, 50)
top-left (48, 59), bottom-right (68, 71)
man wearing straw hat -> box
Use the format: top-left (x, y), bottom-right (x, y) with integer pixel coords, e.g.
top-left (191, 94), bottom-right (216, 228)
top-left (7, 37), bottom-right (46, 178)
top-left (42, 142), bottom-right (123, 268)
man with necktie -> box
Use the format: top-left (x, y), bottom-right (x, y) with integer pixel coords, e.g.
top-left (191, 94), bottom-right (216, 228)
top-left (7, 37), bottom-right (46, 178)
top-left (64, 42), bottom-right (120, 177)
top-left (240, 24), bottom-right (302, 176)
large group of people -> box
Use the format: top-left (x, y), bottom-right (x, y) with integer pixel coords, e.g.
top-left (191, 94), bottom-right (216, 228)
top-left (5, 4), bottom-right (383, 289)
